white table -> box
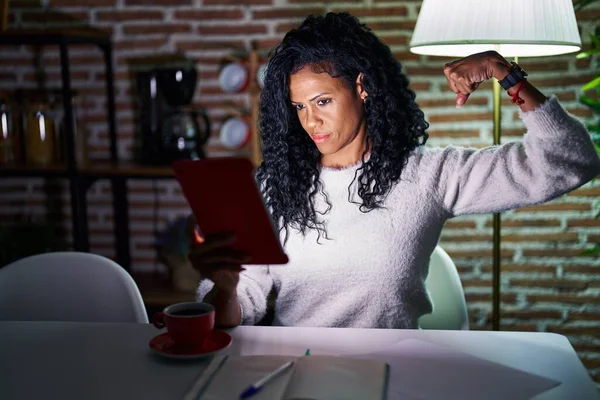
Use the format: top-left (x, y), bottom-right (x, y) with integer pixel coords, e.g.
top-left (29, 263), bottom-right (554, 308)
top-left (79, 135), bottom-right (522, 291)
top-left (0, 321), bottom-right (597, 399)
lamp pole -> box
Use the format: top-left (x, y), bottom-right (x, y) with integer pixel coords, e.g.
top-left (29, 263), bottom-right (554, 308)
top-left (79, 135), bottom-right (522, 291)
top-left (491, 56), bottom-right (518, 331)
top-left (492, 78), bottom-right (502, 331)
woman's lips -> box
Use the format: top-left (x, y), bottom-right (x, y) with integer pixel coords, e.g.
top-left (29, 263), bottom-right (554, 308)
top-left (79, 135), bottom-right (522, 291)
top-left (312, 134), bottom-right (330, 143)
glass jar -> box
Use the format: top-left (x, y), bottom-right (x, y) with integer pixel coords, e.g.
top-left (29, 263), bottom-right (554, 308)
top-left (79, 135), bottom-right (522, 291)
top-left (73, 95), bottom-right (90, 169)
top-left (0, 100), bottom-right (16, 166)
top-left (54, 94), bottom-right (89, 168)
top-left (25, 101), bottom-right (56, 167)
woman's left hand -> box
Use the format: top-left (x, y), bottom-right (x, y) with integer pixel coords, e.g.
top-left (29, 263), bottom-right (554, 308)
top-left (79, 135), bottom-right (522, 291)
top-left (443, 50), bottom-right (511, 108)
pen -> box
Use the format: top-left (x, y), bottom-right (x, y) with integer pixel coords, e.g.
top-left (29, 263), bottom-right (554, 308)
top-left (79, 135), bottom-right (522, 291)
top-left (240, 360), bottom-right (295, 399)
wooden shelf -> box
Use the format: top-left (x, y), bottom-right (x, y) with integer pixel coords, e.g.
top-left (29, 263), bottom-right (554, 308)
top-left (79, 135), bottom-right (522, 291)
top-left (1, 164), bottom-right (69, 177)
top-left (81, 161), bottom-right (174, 178)
top-left (0, 27), bottom-right (117, 260)
top-left (1, 161), bottom-right (175, 179)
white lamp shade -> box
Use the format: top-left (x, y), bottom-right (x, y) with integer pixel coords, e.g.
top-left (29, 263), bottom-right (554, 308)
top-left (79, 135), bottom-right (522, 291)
top-left (410, 0), bottom-right (581, 57)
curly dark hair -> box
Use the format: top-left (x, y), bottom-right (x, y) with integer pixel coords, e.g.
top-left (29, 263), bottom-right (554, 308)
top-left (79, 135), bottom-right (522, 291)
top-left (257, 12), bottom-right (429, 242)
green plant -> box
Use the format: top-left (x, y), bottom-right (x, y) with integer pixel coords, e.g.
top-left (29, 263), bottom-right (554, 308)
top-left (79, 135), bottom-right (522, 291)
top-left (574, 0), bottom-right (600, 152)
top-left (574, 0), bottom-right (600, 256)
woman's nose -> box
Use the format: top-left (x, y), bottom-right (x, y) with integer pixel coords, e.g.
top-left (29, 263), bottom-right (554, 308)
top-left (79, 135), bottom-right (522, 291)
top-left (305, 109), bottom-right (322, 129)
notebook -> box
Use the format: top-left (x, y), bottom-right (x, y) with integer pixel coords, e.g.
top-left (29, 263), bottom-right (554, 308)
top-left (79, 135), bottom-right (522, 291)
top-left (184, 354), bottom-right (389, 400)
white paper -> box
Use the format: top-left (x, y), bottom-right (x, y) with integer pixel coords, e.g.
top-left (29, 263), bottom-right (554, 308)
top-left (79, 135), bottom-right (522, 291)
top-left (348, 338), bottom-right (561, 400)
top-left (199, 355), bottom-right (295, 400)
top-left (284, 356), bottom-right (387, 400)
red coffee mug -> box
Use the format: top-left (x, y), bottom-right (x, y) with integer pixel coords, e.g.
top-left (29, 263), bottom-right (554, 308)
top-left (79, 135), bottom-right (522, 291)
top-left (152, 302), bottom-right (215, 347)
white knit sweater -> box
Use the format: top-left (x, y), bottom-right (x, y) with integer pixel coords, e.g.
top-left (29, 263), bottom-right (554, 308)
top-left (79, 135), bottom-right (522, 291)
top-left (197, 96), bottom-right (600, 329)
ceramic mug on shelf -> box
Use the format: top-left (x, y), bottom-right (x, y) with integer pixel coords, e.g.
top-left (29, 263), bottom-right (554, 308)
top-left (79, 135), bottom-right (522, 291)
top-left (219, 116), bottom-right (251, 149)
top-left (257, 62), bottom-right (268, 89)
top-left (218, 62), bottom-right (250, 93)
top-left (152, 302), bottom-right (215, 347)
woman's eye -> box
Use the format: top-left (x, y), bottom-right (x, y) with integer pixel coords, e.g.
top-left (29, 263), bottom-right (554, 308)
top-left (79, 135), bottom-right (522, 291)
top-left (294, 104), bottom-right (304, 111)
top-left (317, 98), bottom-right (331, 106)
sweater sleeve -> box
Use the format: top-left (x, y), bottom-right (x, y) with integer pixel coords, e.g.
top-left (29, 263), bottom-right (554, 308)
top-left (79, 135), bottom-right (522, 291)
top-left (422, 96), bottom-right (600, 217)
top-left (196, 266), bottom-right (274, 325)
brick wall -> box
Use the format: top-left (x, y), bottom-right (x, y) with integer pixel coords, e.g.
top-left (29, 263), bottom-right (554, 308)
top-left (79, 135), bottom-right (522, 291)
top-left (1, 0), bottom-right (599, 383)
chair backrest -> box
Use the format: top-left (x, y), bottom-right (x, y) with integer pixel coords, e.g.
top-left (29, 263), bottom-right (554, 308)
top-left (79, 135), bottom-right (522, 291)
top-left (0, 252), bottom-right (148, 323)
top-left (418, 246), bottom-right (469, 330)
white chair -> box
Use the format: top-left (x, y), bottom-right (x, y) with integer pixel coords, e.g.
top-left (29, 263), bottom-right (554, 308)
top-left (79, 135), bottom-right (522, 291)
top-left (418, 246), bottom-right (469, 330)
top-left (0, 252), bottom-right (148, 323)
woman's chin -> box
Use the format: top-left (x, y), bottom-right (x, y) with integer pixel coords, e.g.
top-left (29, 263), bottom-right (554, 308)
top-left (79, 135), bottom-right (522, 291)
top-left (314, 141), bottom-right (338, 154)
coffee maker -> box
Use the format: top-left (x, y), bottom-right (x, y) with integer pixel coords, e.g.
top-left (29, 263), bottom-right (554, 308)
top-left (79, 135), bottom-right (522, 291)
top-left (133, 59), bottom-right (211, 165)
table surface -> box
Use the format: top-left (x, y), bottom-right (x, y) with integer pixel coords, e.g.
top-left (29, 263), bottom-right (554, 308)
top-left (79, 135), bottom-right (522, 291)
top-left (0, 321), bottom-right (598, 400)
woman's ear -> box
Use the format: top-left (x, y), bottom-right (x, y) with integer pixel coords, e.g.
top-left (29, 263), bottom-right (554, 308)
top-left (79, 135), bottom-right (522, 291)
top-left (356, 73), bottom-right (368, 102)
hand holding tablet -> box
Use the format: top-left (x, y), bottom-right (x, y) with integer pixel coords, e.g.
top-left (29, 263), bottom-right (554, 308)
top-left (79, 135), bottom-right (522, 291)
top-left (173, 157), bottom-right (289, 266)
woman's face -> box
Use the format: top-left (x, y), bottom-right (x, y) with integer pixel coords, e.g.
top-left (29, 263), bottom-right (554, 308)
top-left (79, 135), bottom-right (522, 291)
top-left (288, 66), bottom-right (368, 168)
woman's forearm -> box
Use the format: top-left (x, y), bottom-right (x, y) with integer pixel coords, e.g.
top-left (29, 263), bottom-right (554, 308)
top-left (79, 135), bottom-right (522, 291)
top-left (204, 287), bottom-right (242, 328)
top-left (490, 57), bottom-right (548, 112)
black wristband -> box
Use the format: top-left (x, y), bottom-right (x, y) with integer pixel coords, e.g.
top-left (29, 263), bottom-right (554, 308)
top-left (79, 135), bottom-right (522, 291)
top-left (498, 62), bottom-right (528, 90)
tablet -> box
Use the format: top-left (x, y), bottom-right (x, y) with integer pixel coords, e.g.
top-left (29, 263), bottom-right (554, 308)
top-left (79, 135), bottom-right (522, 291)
top-left (172, 157), bottom-right (289, 265)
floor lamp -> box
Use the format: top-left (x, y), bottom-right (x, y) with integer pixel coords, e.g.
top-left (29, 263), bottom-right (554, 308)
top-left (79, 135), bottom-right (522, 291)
top-left (409, 0), bottom-right (581, 331)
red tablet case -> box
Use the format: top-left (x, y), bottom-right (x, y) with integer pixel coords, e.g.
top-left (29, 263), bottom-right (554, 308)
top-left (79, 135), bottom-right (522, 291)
top-left (172, 157), bottom-right (289, 265)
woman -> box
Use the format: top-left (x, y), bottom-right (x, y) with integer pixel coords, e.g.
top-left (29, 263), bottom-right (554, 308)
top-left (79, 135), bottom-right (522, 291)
top-left (188, 12), bottom-right (600, 329)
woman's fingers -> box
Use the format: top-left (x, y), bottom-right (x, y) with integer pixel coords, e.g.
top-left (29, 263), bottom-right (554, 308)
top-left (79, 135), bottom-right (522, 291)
top-left (188, 248), bottom-right (250, 275)
top-left (445, 60), bottom-right (485, 107)
top-left (186, 214), bottom-right (200, 242)
top-left (455, 93), bottom-right (469, 108)
top-left (198, 262), bottom-right (245, 273)
top-left (194, 250), bottom-right (251, 265)
top-left (444, 73), bottom-right (469, 107)
top-left (194, 262), bottom-right (245, 281)
top-left (457, 80), bottom-right (480, 94)
top-left (192, 232), bottom-right (237, 252)
top-left (213, 263), bottom-right (246, 273)
top-left (443, 65), bottom-right (468, 107)
top-left (189, 244), bottom-right (248, 260)
top-left (443, 65), bottom-right (461, 94)
top-left (186, 214), bottom-right (237, 249)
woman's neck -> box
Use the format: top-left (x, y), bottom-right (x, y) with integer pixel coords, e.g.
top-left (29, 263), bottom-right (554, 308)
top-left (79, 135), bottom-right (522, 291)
top-left (321, 154), bottom-right (364, 169)
top-left (321, 133), bottom-right (369, 169)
